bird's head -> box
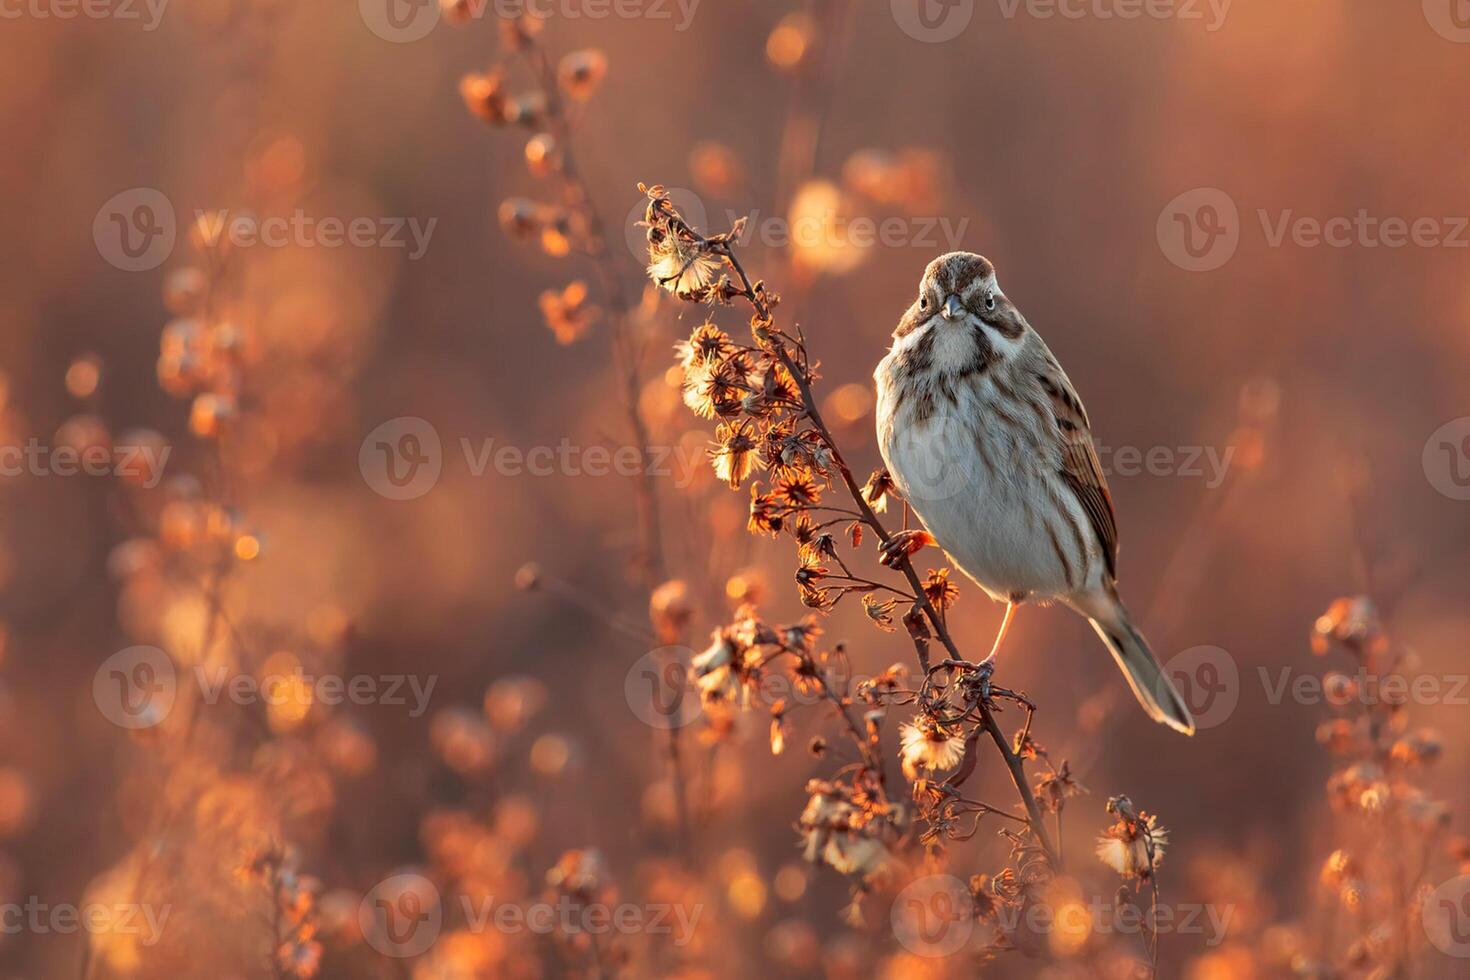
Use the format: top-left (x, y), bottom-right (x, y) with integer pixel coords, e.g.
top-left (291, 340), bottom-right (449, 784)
top-left (894, 251), bottom-right (1029, 360)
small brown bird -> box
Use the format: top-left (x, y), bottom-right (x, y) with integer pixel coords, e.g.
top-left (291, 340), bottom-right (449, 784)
top-left (874, 251), bottom-right (1194, 735)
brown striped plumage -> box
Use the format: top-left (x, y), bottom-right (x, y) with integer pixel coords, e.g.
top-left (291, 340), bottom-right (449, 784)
top-left (875, 252), bottom-right (1194, 735)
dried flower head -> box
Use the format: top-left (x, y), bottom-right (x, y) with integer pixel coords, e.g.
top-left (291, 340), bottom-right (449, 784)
top-left (1096, 796), bottom-right (1168, 881)
top-left (923, 568), bottom-right (960, 613)
top-left (898, 715), bottom-right (965, 781)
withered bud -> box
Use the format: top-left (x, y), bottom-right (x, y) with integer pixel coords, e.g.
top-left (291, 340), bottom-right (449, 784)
top-left (189, 392), bottom-right (236, 438)
top-left (460, 71), bottom-right (507, 124)
top-left (505, 92), bottom-right (548, 128)
top-left (498, 198), bottom-right (541, 239)
top-left (648, 579), bottom-right (692, 644)
top-left (525, 133), bottom-right (558, 177)
top-left (558, 49), bottom-right (608, 102)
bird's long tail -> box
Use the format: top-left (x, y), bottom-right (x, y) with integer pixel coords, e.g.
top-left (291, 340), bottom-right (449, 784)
top-left (1079, 594), bottom-right (1195, 735)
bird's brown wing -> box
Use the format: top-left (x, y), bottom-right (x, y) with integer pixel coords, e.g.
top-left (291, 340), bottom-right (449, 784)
top-left (1038, 359), bottom-right (1119, 581)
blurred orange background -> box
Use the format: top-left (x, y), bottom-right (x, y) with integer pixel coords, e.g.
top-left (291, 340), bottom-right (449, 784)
top-left (1, 1), bottom-right (1469, 976)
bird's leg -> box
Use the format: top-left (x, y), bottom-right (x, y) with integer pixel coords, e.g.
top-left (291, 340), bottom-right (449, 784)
top-left (878, 529), bottom-right (934, 569)
top-left (978, 601), bottom-right (1018, 668)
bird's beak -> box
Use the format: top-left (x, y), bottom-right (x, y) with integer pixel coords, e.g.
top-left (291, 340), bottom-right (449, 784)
top-left (941, 295), bottom-right (964, 321)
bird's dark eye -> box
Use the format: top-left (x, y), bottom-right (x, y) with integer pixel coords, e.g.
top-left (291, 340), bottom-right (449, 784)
top-left (919, 296), bottom-right (929, 311)
top-left (985, 293), bottom-right (997, 312)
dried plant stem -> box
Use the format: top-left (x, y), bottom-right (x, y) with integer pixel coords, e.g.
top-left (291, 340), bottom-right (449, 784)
top-left (765, 641), bottom-right (884, 785)
top-left (714, 243), bottom-right (1062, 870)
top-left (513, 40), bottom-right (693, 863)
top-left (520, 43), bottom-right (664, 587)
